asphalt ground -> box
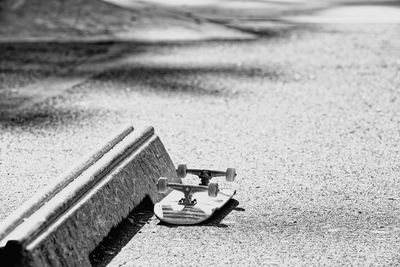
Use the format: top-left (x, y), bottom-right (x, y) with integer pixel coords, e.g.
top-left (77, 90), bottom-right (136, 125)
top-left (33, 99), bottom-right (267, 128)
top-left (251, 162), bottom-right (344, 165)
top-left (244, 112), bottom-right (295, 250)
top-left (101, 23), bottom-right (400, 266)
top-left (1, 2), bottom-right (400, 266)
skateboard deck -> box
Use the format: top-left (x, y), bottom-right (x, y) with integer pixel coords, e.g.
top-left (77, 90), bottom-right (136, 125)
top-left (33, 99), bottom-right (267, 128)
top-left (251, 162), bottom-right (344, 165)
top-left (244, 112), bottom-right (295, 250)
top-left (154, 188), bottom-right (236, 225)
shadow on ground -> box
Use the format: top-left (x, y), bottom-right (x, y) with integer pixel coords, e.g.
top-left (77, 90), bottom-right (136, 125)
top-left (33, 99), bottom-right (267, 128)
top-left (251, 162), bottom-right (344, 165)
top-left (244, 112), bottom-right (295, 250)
top-left (0, 20), bottom-right (296, 126)
top-left (158, 199), bottom-right (243, 228)
top-left (0, 41), bottom-right (137, 120)
top-left (89, 196), bottom-right (155, 267)
top-left (89, 198), bottom-right (243, 266)
top-left (0, 106), bottom-right (109, 128)
top-left (92, 64), bottom-right (283, 96)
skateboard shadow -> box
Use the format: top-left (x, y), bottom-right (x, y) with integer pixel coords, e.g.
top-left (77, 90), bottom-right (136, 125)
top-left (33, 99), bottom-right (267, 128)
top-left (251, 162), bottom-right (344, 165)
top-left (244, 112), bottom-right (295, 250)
top-left (89, 196), bottom-right (154, 267)
top-left (90, 197), bottom-right (244, 266)
top-left (158, 198), bottom-right (242, 228)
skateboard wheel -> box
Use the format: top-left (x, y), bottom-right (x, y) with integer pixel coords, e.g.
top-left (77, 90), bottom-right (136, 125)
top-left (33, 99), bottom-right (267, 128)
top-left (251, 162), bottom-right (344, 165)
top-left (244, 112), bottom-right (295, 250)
top-left (226, 168), bottom-right (236, 182)
top-left (177, 164), bottom-right (187, 178)
top-left (157, 177), bottom-right (168, 193)
top-left (208, 183), bottom-right (219, 198)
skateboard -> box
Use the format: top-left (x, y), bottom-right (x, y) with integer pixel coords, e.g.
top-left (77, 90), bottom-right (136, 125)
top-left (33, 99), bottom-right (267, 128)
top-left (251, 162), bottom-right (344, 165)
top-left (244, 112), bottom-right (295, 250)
top-left (154, 164), bottom-right (237, 225)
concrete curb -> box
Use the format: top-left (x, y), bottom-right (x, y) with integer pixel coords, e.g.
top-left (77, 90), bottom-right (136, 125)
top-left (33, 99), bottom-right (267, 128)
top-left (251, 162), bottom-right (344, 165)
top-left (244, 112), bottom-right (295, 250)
top-left (0, 125), bottom-right (177, 266)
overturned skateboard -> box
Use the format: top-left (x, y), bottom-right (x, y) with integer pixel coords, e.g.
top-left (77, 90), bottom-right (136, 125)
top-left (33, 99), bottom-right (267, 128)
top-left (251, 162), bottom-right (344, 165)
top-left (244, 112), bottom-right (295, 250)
top-left (154, 164), bottom-right (237, 225)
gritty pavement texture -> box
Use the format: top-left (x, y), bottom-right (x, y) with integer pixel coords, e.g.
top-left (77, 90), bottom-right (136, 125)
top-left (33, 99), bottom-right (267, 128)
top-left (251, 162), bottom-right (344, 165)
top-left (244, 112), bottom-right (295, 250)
top-left (1, 1), bottom-right (400, 266)
top-left (101, 23), bottom-right (400, 266)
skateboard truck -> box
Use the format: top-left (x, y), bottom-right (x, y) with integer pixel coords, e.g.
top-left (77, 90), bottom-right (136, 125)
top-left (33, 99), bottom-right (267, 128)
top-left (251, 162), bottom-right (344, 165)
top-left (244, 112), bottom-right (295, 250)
top-left (176, 164), bottom-right (236, 186)
top-left (157, 178), bottom-right (219, 206)
top-left (157, 165), bottom-right (236, 206)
